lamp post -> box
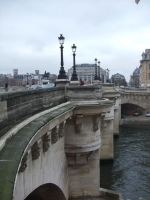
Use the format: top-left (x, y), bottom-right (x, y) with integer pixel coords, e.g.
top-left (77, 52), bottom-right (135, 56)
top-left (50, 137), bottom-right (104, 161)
top-left (27, 73), bottom-right (29, 85)
top-left (71, 44), bottom-right (78, 81)
top-left (57, 34), bottom-right (68, 79)
top-left (94, 58), bottom-right (98, 80)
top-left (106, 69), bottom-right (110, 82)
top-left (102, 72), bottom-right (104, 83)
top-left (98, 61), bottom-right (101, 81)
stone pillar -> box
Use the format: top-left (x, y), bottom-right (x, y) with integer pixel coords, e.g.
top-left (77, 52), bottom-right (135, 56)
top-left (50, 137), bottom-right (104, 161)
top-left (100, 105), bottom-right (114, 161)
top-left (65, 114), bottom-right (101, 198)
top-left (113, 97), bottom-right (120, 136)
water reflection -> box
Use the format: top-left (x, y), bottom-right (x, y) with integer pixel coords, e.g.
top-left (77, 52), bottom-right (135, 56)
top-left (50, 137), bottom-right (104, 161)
top-left (100, 126), bottom-right (150, 200)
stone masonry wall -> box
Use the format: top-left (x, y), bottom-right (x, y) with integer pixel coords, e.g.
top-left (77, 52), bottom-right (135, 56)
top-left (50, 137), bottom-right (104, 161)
top-left (0, 87), bottom-right (66, 135)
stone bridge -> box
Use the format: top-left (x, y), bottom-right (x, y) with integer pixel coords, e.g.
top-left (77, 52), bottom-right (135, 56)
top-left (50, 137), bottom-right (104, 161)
top-left (120, 90), bottom-right (150, 114)
top-left (0, 85), bottom-right (122, 200)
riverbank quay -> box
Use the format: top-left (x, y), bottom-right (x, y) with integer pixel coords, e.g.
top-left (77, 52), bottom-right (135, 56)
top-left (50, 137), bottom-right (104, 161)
top-left (119, 116), bottom-right (150, 126)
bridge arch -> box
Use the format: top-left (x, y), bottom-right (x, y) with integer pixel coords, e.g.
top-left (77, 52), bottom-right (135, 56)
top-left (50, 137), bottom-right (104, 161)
top-left (24, 183), bottom-right (66, 200)
top-left (120, 92), bottom-right (150, 111)
top-left (121, 103), bottom-right (145, 115)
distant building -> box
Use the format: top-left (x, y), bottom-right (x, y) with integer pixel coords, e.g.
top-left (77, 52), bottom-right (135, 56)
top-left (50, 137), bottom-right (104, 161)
top-left (67, 63), bottom-right (108, 84)
top-left (42, 71), bottom-right (57, 83)
top-left (129, 67), bottom-right (140, 88)
top-left (0, 70), bottom-right (42, 87)
top-left (139, 49), bottom-right (150, 88)
top-left (111, 73), bottom-right (127, 86)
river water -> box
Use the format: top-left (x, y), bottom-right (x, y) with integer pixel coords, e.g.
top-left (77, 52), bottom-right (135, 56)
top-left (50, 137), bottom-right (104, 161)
top-left (100, 126), bottom-right (150, 200)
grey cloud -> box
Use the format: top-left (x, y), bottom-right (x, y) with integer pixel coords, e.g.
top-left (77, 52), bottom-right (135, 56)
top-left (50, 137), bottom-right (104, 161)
top-left (0, 0), bottom-right (150, 81)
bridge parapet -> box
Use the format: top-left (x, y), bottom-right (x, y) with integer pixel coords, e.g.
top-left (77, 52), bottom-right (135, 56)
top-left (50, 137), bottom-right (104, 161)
top-left (0, 87), bottom-right (66, 136)
top-left (0, 85), bottom-right (103, 137)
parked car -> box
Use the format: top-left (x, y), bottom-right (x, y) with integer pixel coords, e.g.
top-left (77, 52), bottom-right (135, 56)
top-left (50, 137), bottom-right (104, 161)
top-left (120, 85), bottom-right (124, 88)
top-left (28, 85), bottom-right (42, 89)
top-left (145, 112), bottom-right (150, 117)
top-left (133, 111), bottom-right (142, 116)
top-left (42, 83), bottom-right (55, 88)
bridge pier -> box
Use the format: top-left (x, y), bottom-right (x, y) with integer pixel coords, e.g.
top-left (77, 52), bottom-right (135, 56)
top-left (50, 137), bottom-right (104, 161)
top-left (113, 97), bottom-right (121, 136)
top-left (65, 101), bottom-right (112, 198)
top-left (100, 106), bottom-right (114, 161)
top-left (65, 114), bottom-right (101, 197)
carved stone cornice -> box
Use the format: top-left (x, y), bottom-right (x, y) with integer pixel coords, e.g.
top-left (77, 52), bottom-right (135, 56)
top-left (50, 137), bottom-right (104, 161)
top-left (31, 142), bottom-right (40, 160)
top-left (19, 152), bottom-right (28, 172)
top-left (43, 132), bottom-right (50, 152)
top-left (51, 126), bottom-right (59, 144)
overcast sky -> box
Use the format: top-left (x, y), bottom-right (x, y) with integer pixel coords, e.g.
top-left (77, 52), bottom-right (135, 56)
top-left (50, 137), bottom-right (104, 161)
top-left (0, 0), bottom-right (150, 81)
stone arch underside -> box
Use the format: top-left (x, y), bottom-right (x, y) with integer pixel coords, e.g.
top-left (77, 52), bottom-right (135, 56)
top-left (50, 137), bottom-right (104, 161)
top-left (121, 103), bottom-right (145, 115)
top-left (121, 98), bottom-right (148, 110)
top-left (24, 183), bottom-right (66, 200)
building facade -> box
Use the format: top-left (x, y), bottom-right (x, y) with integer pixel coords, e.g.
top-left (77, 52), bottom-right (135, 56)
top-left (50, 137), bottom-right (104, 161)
top-left (129, 67), bottom-right (140, 88)
top-left (111, 73), bottom-right (127, 86)
top-left (140, 49), bottom-right (150, 88)
top-left (67, 63), bottom-right (108, 84)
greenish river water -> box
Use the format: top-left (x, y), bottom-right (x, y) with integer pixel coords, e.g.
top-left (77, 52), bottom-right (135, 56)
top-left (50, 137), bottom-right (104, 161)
top-left (100, 126), bottom-right (150, 200)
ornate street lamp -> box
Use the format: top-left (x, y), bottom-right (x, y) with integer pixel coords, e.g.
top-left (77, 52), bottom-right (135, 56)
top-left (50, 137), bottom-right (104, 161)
top-left (98, 61), bottom-right (101, 81)
top-left (94, 58), bottom-right (98, 80)
top-left (27, 73), bottom-right (29, 85)
top-left (102, 72), bottom-right (104, 83)
top-left (71, 44), bottom-right (78, 81)
top-left (106, 69), bottom-right (110, 82)
top-left (57, 34), bottom-right (68, 79)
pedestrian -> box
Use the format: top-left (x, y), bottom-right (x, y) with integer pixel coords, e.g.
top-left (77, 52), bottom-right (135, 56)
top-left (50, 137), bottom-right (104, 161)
top-left (80, 79), bottom-right (84, 86)
top-left (5, 83), bottom-right (8, 92)
top-left (84, 79), bottom-right (88, 85)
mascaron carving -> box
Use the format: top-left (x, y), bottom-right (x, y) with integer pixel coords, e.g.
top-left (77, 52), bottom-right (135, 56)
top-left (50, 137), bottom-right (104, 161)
top-left (43, 133), bottom-right (50, 152)
top-left (51, 127), bottom-right (59, 144)
top-left (19, 152), bottom-right (28, 173)
top-left (59, 121), bottom-right (66, 138)
top-left (31, 142), bottom-right (40, 160)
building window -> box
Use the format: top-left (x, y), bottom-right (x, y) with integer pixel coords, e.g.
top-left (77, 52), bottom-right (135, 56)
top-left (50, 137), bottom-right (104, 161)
top-left (149, 64), bottom-right (150, 69)
top-left (149, 73), bottom-right (150, 80)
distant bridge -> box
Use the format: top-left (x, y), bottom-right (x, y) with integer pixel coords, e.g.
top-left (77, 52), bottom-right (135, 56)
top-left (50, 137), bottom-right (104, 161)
top-left (120, 90), bottom-right (150, 113)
